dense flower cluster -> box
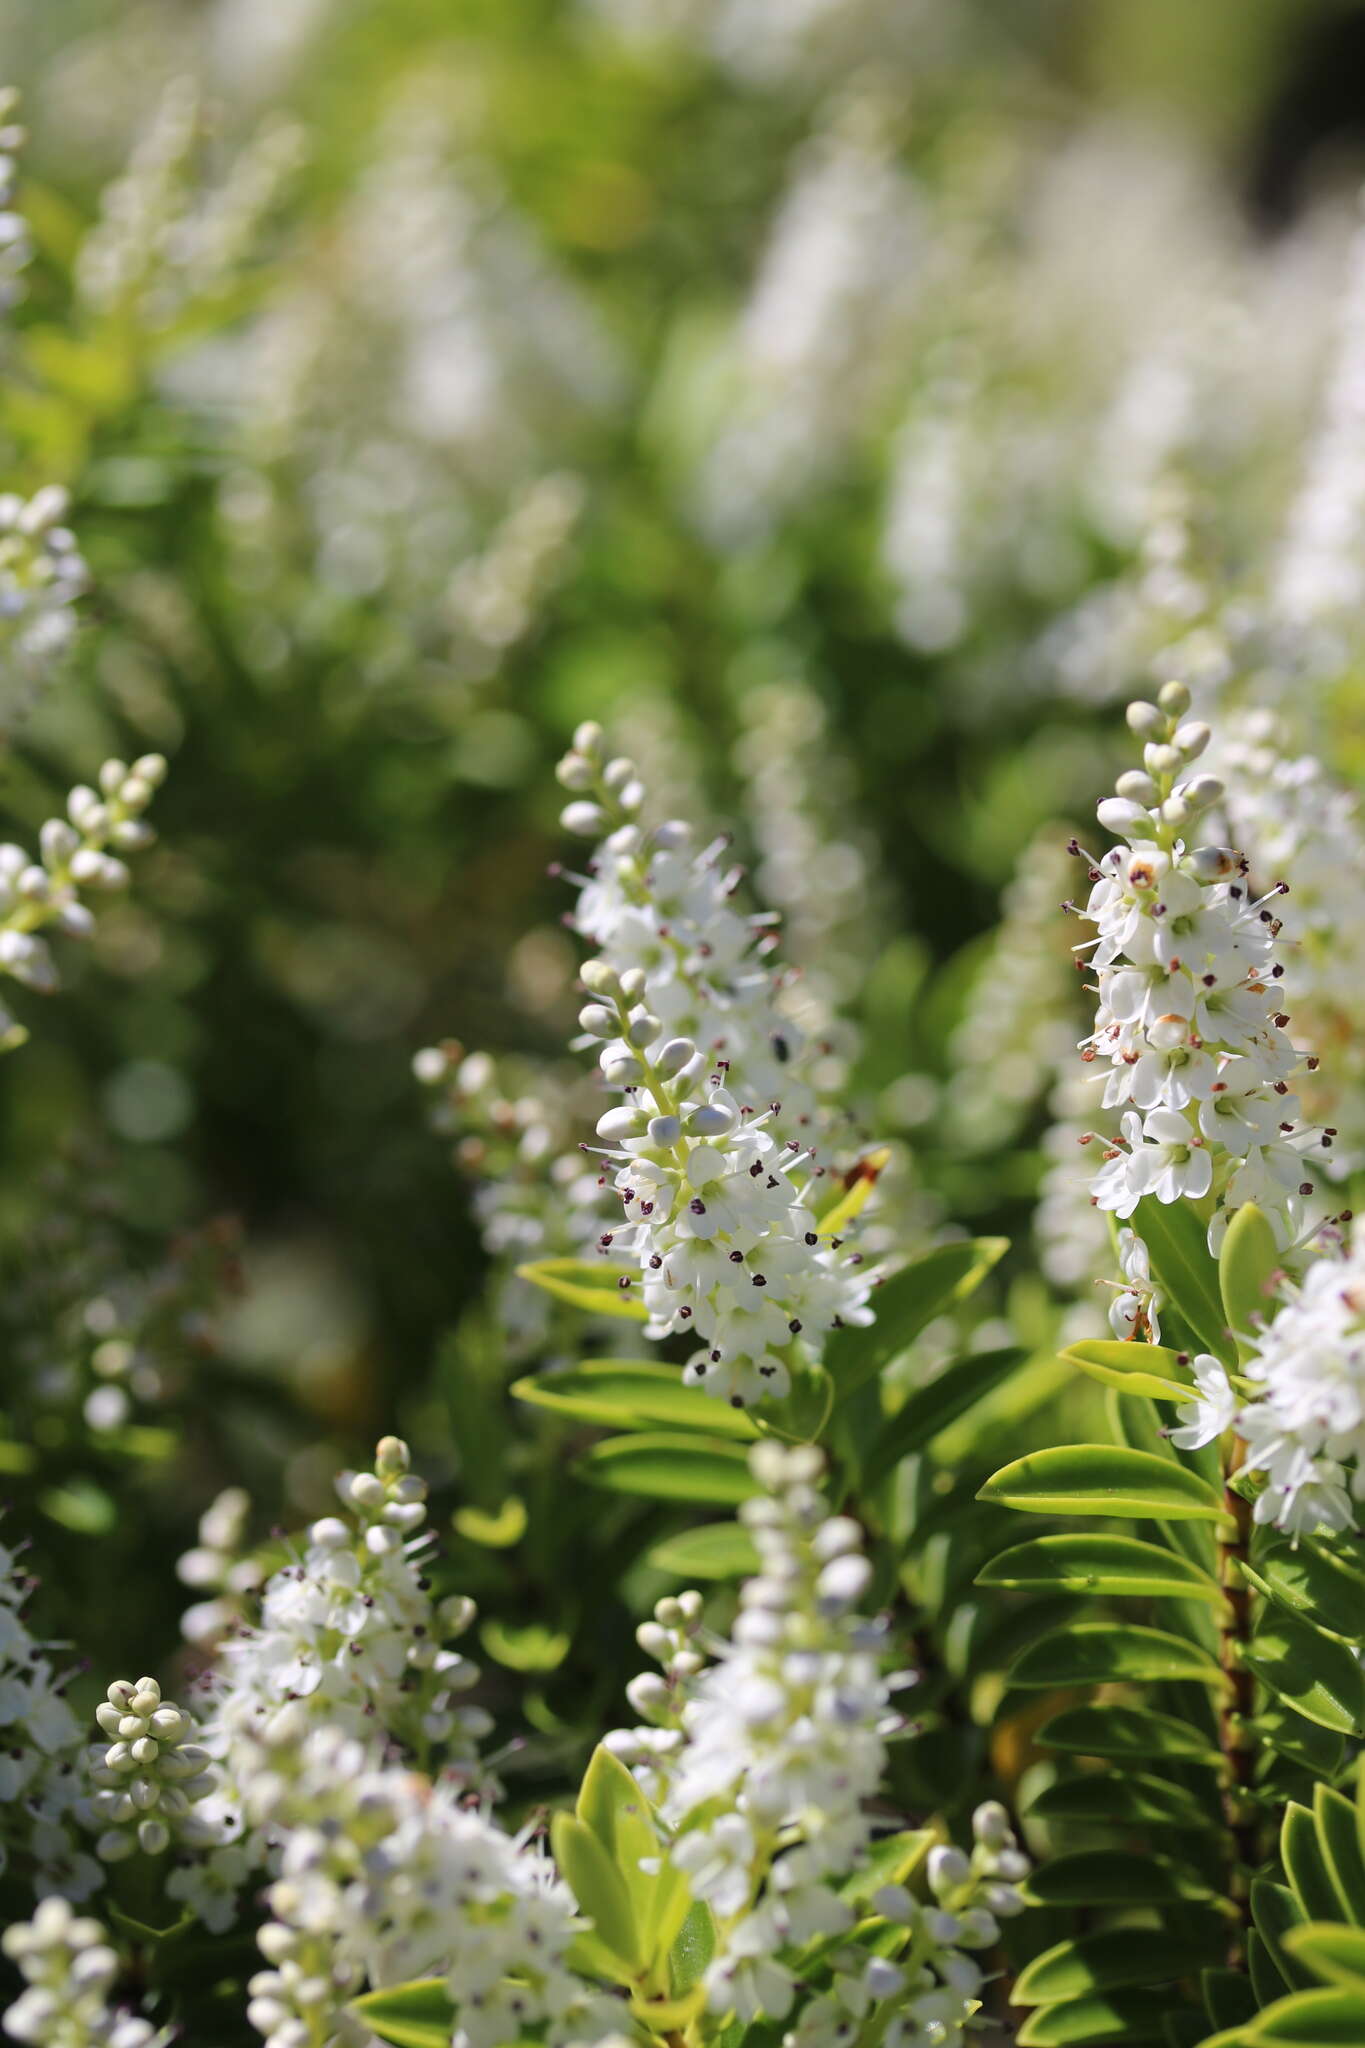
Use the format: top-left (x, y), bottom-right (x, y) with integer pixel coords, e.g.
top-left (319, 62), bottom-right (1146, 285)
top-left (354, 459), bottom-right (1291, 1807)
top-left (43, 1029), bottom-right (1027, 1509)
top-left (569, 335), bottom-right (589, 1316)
top-left (241, 1723), bottom-right (616, 2048)
top-left (176, 1485), bottom-right (263, 1647)
top-left (1176, 1224), bottom-right (1365, 1535)
top-left (0, 488), bottom-right (89, 698)
top-left (0, 1533), bottom-right (96, 1902)
top-left (81, 1676), bottom-right (215, 1862)
top-left (0, 753), bottom-right (167, 1051)
top-left (1072, 681), bottom-right (1319, 1251)
top-left (609, 1442), bottom-right (1027, 2041)
top-left (559, 724), bottom-right (876, 1406)
top-left (2, 1899), bottom-right (164, 2048)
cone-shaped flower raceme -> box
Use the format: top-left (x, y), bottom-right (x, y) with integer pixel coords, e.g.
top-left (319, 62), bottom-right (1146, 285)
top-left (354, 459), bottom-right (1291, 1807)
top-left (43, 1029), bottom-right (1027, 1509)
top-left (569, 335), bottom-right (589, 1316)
top-left (1071, 680), bottom-right (1320, 1254)
top-left (0, 753), bottom-right (167, 1052)
top-left (81, 1676), bottom-right (216, 1861)
top-left (558, 723), bottom-right (876, 1406)
top-left (608, 1444), bottom-right (1027, 2041)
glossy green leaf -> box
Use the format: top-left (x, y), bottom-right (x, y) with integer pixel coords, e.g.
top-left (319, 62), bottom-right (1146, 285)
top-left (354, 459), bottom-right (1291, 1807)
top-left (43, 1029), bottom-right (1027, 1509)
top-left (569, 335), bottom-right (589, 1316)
top-left (978, 1444), bottom-right (1222, 1520)
top-left (551, 1812), bottom-right (643, 1969)
top-left (1244, 1988), bottom-right (1365, 2043)
top-left (1014, 1928), bottom-right (1221, 2005)
top-left (1020, 1850), bottom-right (1213, 1908)
top-left (1248, 1541), bottom-right (1365, 1644)
top-left (1245, 1611), bottom-right (1365, 1737)
top-left (827, 1238), bottom-right (1007, 1401)
top-left (1016, 1987), bottom-right (1181, 2045)
top-left (1036, 1704), bottom-right (1220, 1764)
top-left (516, 1257), bottom-right (649, 1322)
top-left (1255, 1705), bottom-right (1345, 1776)
top-left (1220, 1203), bottom-right (1282, 1356)
top-left (1010, 1620), bottom-right (1223, 1688)
top-left (669, 1901), bottom-right (716, 1997)
top-left (1134, 1194), bottom-right (1234, 1364)
top-left (1313, 1785), bottom-right (1365, 1927)
top-left (1028, 1770), bottom-right (1217, 1832)
top-left (645, 1522), bottom-right (759, 1580)
top-left (1060, 1338), bottom-right (1195, 1403)
top-left (840, 1829), bottom-right (936, 1908)
top-left (576, 1746), bottom-right (660, 1929)
top-left (860, 1346), bottom-right (1024, 1487)
top-left (349, 1981), bottom-right (456, 2048)
top-left (512, 1360), bottom-right (759, 1438)
top-left (574, 1434), bottom-right (757, 1505)
top-left (978, 1533), bottom-right (1221, 1601)
top-left (1284, 1804), bottom-right (1346, 1926)
top-left (1253, 1881), bottom-right (1315, 1993)
top-left (1285, 1926), bottom-right (1365, 1989)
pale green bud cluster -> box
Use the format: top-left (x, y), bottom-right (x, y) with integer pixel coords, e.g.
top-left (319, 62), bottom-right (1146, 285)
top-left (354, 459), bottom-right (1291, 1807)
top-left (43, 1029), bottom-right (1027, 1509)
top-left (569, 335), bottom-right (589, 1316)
top-left (85, 1675), bottom-right (214, 1860)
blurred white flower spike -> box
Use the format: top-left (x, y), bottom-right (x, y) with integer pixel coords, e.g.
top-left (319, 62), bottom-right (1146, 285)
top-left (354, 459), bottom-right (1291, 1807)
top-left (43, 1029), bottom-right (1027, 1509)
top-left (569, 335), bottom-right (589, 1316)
top-left (557, 721), bottom-right (878, 1406)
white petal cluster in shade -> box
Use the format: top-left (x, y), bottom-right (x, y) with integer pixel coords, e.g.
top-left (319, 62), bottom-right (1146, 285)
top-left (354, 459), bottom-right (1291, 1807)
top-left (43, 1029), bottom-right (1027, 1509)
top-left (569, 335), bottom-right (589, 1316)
top-left (0, 751), bottom-right (167, 1054)
top-left (0, 1527), bottom-right (100, 1902)
top-left (558, 723), bottom-right (877, 1406)
top-left (1176, 1223), bottom-right (1365, 1537)
top-left (2, 1898), bottom-right (167, 2048)
top-left (240, 1723), bottom-right (621, 2048)
top-left (1072, 681), bottom-right (1321, 1252)
top-left (608, 1443), bottom-right (1028, 2045)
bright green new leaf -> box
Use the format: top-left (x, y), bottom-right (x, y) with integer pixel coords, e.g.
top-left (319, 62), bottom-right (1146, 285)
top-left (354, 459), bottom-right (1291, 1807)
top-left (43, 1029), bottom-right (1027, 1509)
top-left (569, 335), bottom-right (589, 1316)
top-left (577, 1746), bottom-right (661, 1930)
top-left (827, 1238), bottom-right (1007, 1402)
top-left (978, 1532), bottom-right (1221, 1601)
top-left (453, 1498), bottom-right (527, 1548)
top-left (1219, 1202), bottom-right (1282, 1357)
top-left (1009, 1620), bottom-right (1223, 1688)
top-left (1134, 1194), bottom-right (1234, 1364)
top-left (646, 1522), bottom-right (759, 1580)
top-left (1036, 1704), bottom-right (1220, 1764)
top-left (669, 1901), bottom-right (717, 1997)
top-left (1060, 1337), bottom-right (1195, 1403)
top-left (574, 1434), bottom-right (758, 1505)
top-left (551, 1812), bottom-right (643, 1970)
top-left (1013, 1927), bottom-right (1221, 2004)
top-left (978, 1443), bottom-right (1222, 1520)
top-left (511, 1360), bottom-right (758, 1439)
top-left (349, 1981), bottom-right (457, 2048)
top-left (515, 1257), bottom-right (649, 1322)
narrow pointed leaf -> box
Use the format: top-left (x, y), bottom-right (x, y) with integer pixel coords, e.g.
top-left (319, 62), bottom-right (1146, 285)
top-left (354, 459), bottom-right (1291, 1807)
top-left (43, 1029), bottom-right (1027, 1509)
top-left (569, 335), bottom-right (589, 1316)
top-left (1010, 1621), bottom-right (1223, 1688)
top-left (1021, 1851), bottom-right (1213, 1908)
top-left (828, 1238), bottom-right (1007, 1401)
top-left (1036, 1705), bottom-right (1220, 1764)
top-left (1134, 1195), bottom-right (1234, 1364)
top-left (1016, 1987), bottom-right (1185, 2045)
top-left (516, 1257), bottom-right (649, 1321)
top-left (1013, 1928), bottom-right (1222, 2005)
top-left (1028, 1770), bottom-right (1217, 1832)
top-left (1248, 1542), bottom-right (1365, 1644)
top-left (979, 1444), bottom-right (1222, 1520)
top-left (1283, 1803), bottom-right (1345, 1926)
top-left (861, 1347), bottom-right (1024, 1486)
top-left (349, 1982), bottom-right (456, 2048)
top-left (1244, 1612), bottom-right (1365, 1737)
top-left (577, 1746), bottom-right (660, 1928)
top-left (1061, 1338), bottom-right (1196, 1403)
top-left (978, 1533), bottom-right (1221, 1601)
top-left (646, 1523), bottom-right (759, 1580)
top-left (1284, 1926), bottom-right (1365, 1989)
top-left (574, 1434), bottom-right (758, 1505)
top-left (551, 1812), bottom-right (643, 1969)
top-left (1313, 1785), bottom-right (1365, 1927)
top-left (512, 1361), bottom-right (758, 1438)
top-left (1243, 1988), bottom-right (1365, 2042)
